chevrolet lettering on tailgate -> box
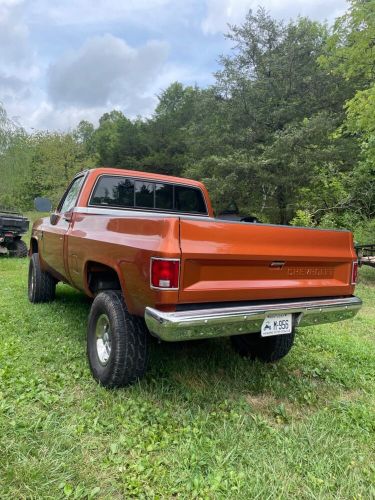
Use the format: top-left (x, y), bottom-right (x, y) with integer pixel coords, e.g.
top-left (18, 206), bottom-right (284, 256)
top-left (287, 267), bottom-right (334, 278)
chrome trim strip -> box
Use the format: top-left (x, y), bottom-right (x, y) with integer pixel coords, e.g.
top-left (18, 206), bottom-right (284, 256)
top-left (73, 206), bottom-right (212, 221)
top-left (144, 296), bottom-right (362, 342)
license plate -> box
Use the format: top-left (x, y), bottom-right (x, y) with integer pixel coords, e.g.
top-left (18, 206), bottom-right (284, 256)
top-left (261, 314), bottom-right (292, 337)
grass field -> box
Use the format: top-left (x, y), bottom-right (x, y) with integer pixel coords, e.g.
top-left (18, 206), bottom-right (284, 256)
top-left (0, 234), bottom-right (374, 498)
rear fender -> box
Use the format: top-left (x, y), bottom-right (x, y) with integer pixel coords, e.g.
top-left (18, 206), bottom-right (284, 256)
top-left (84, 260), bottom-right (132, 311)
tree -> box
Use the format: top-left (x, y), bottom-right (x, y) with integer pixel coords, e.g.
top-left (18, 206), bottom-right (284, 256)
top-left (92, 111), bottom-right (149, 169)
top-left (23, 132), bottom-right (97, 207)
top-left (0, 129), bottom-right (97, 210)
top-left (189, 10), bottom-right (357, 222)
top-left (319, 0), bottom-right (375, 221)
top-left (143, 83), bottom-right (201, 175)
top-left (1, 3), bottom-right (372, 227)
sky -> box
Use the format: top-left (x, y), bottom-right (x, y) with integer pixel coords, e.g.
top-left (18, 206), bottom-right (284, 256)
top-left (0, 0), bottom-right (348, 132)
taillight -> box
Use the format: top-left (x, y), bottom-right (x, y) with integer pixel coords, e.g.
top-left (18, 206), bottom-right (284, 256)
top-left (151, 258), bottom-right (180, 289)
top-left (351, 261), bottom-right (358, 285)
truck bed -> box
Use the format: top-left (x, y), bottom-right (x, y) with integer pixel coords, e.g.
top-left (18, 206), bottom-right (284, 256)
top-left (65, 207), bottom-right (357, 314)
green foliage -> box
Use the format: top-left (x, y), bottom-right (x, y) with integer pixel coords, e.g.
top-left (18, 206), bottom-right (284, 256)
top-left (290, 210), bottom-right (316, 227)
top-left (346, 85), bottom-right (375, 137)
top-left (319, 0), bottom-right (375, 225)
top-left (189, 10), bottom-right (359, 223)
top-left (0, 129), bottom-right (98, 210)
top-left (185, 153), bottom-right (263, 217)
top-left (345, 85), bottom-right (375, 178)
top-left (320, 0), bottom-right (375, 82)
top-left (353, 217), bottom-right (375, 243)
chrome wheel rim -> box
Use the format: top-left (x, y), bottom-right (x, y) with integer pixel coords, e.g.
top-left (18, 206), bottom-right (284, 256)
top-left (95, 314), bottom-right (112, 366)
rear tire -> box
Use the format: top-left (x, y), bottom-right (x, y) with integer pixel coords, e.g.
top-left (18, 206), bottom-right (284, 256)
top-left (87, 290), bottom-right (150, 388)
top-left (231, 331), bottom-right (295, 362)
top-left (8, 239), bottom-right (28, 258)
top-left (28, 253), bottom-right (56, 303)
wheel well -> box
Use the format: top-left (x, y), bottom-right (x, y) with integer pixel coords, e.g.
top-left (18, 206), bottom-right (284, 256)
top-left (86, 262), bottom-right (122, 294)
top-left (30, 238), bottom-right (38, 254)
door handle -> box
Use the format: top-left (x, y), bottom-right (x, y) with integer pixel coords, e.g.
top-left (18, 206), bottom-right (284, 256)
top-left (63, 212), bottom-right (72, 222)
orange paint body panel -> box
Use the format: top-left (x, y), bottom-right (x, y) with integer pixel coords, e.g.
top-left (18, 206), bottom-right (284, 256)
top-left (178, 219), bottom-right (356, 304)
top-left (32, 168), bottom-right (357, 317)
top-left (67, 212), bottom-right (181, 314)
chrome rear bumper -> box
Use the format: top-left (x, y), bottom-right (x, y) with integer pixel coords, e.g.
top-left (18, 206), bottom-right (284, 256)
top-left (144, 296), bottom-right (362, 342)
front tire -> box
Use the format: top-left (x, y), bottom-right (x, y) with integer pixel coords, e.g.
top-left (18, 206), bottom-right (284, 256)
top-left (28, 253), bottom-right (56, 303)
top-left (231, 331), bottom-right (295, 362)
top-left (8, 239), bottom-right (28, 258)
top-left (87, 290), bottom-right (150, 388)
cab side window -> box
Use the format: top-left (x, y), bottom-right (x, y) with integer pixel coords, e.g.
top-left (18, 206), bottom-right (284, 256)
top-left (59, 176), bottom-right (85, 213)
top-left (91, 177), bottom-right (134, 207)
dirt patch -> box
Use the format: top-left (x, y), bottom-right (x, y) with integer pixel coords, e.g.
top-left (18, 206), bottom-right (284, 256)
top-left (245, 393), bottom-right (278, 412)
top-left (245, 393), bottom-right (312, 422)
top-left (336, 389), bottom-right (363, 403)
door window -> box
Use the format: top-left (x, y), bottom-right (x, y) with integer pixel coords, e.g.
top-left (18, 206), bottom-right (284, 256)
top-left (59, 176), bottom-right (85, 213)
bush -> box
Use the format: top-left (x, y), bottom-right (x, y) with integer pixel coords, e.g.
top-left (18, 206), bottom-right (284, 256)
top-left (290, 210), bottom-right (316, 227)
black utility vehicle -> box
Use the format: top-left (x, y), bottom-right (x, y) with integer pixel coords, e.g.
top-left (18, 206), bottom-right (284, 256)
top-left (0, 208), bottom-right (29, 257)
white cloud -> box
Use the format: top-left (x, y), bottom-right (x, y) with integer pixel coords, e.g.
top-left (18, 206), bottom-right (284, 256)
top-left (0, 0), bottom-right (32, 65)
top-left (202, 0), bottom-right (348, 35)
top-left (0, 0), bottom-right (39, 108)
top-left (0, 0), bottom-right (350, 131)
top-left (47, 35), bottom-right (169, 113)
top-left (21, 101), bottom-right (111, 131)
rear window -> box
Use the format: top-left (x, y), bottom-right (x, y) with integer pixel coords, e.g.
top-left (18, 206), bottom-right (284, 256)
top-left (135, 181), bottom-right (154, 208)
top-left (90, 175), bottom-right (207, 215)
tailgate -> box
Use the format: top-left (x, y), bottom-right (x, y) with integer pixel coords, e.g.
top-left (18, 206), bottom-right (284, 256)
top-left (178, 219), bottom-right (356, 304)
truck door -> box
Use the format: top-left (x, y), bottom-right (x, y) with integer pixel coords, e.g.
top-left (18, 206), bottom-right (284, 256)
top-left (41, 175), bottom-right (85, 280)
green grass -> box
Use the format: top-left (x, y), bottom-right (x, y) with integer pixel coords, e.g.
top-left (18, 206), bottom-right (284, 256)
top-left (1, 251), bottom-right (375, 497)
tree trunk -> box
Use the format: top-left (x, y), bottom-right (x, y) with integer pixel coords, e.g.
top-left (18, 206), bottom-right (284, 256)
top-left (276, 185), bottom-right (288, 225)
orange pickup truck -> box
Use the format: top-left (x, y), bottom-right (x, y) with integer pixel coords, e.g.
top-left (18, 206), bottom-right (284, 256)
top-left (28, 167), bottom-right (362, 387)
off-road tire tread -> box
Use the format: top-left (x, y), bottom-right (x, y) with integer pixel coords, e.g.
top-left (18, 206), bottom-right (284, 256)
top-left (231, 330), bottom-right (295, 363)
top-left (8, 239), bottom-right (28, 258)
top-left (28, 253), bottom-right (56, 303)
top-left (87, 290), bottom-right (150, 388)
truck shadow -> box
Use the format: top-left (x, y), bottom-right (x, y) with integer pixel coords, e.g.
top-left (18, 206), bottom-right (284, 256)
top-left (147, 338), bottom-right (309, 402)
top-left (54, 286), bottom-right (341, 412)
